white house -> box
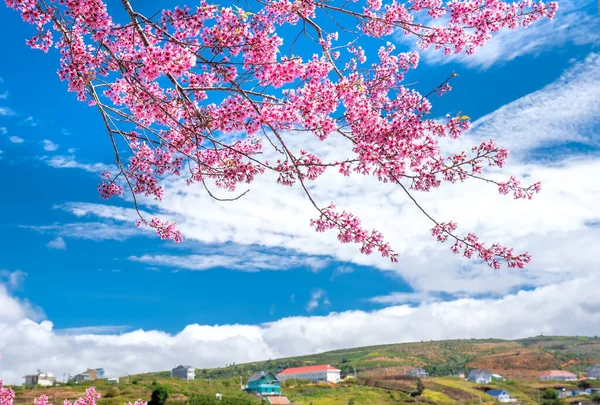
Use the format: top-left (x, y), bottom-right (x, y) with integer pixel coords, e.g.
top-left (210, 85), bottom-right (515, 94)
top-left (276, 364), bottom-right (341, 383)
top-left (540, 370), bottom-right (577, 381)
top-left (171, 365), bottom-right (195, 380)
top-left (468, 369), bottom-right (492, 384)
top-left (23, 371), bottom-right (54, 387)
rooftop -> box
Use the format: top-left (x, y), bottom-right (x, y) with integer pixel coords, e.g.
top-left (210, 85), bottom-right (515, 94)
top-left (278, 364), bottom-right (341, 375)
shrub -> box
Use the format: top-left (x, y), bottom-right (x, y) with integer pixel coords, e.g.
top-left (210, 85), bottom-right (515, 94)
top-left (149, 386), bottom-right (169, 405)
top-left (104, 387), bottom-right (120, 398)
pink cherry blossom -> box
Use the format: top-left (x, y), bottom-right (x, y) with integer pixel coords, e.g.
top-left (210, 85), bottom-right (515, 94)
top-left (5, 0), bottom-right (557, 268)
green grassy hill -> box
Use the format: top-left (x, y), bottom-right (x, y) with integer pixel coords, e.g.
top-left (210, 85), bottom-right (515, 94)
top-left (190, 336), bottom-right (600, 380)
top-left (9, 336), bottom-right (600, 405)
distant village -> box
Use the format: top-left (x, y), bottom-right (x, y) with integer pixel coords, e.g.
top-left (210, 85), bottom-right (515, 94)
top-left (21, 363), bottom-right (600, 404)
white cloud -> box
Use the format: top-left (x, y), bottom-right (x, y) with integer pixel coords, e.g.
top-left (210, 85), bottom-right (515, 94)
top-left (45, 155), bottom-right (116, 173)
top-left (129, 250), bottom-right (330, 273)
top-left (0, 107), bottom-right (15, 116)
top-left (2, 276), bottom-right (600, 385)
top-left (0, 149), bottom-right (3, 159)
top-left (46, 236), bottom-right (67, 250)
top-left (20, 116), bottom-right (39, 127)
top-left (55, 325), bottom-right (131, 335)
top-left (0, 91), bottom-right (8, 100)
top-left (460, 53), bottom-right (600, 156)
top-left (23, 222), bottom-right (144, 242)
top-left (42, 139), bottom-right (59, 152)
top-left (0, 127), bottom-right (6, 135)
top-left (0, 270), bottom-right (27, 291)
top-left (306, 289), bottom-right (330, 312)
top-left (68, 148), bottom-right (77, 153)
top-left (8, 136), bottom-right (24, 144)
top-left (408, 0), bottom-right (600, 69)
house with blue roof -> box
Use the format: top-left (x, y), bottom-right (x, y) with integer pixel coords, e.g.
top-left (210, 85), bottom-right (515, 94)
top-left (486, 389), bottom-right (512, 403)
top-left (245, 371), bottom-right (281, 396)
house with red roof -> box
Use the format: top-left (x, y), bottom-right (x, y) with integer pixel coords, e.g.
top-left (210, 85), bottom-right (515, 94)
top-left (276, 364), bottom-right (341, 384)
top-left (540, 370), bottom-right (577, 381)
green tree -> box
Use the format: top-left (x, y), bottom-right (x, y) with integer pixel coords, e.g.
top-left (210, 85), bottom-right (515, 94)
top-left (542, 389), bottom-right (558, 400)
top-left (348, 399), bottom-right (356, 405)
top-left (577, 379), bottom-right (590, 390)
top-left (591, 393), bottom-right (600, 404)
top-left (149, 386), bottom-right (169, 405)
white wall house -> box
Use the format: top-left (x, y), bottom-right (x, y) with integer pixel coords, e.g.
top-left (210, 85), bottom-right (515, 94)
top-left (171, 365), bottom-right (195, 380)
top-left (276, 364), bottom-right (341, 384)
top-left (23, 371), bottom-right (54, 387)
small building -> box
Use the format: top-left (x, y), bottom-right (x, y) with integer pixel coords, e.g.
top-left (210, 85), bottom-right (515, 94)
top-left (277, 364), bottom-right (341, 384)
top-left (107, 378), bottom-right (119, 384)
top-left (587, 365), bottom-right (600, 379)
top-left (245, 371), bottom-right (281, 396)
top-left (486, 390), bottom-right (512, 403)
top-left (540, 370), bottom-right (577, 381)
top-left (72, 373), bottom-right (92, 384)
top-left (23, 371), bottom-right (54, 387)
top-left (491, 374), bottom-right (503, 381)
top-left (171, 365), bottom-right (195, 380)
top-left (407, 368), bottom-right (428, 378)
top-left (468, 369), bottom-right (492, 384)
top-left (73, 368), bottom-right (103, 383)
top-left (557, 388), bottom-right (572, 399)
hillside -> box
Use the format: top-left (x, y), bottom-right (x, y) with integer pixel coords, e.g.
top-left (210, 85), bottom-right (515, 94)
top-left (187, 336), bottom-right (600, 380)
top-left (8, 336), bottom-right (600, 405)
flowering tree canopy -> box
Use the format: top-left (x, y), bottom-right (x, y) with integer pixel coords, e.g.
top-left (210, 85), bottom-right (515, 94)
top-left (5, 0), bottom-right (557, 269)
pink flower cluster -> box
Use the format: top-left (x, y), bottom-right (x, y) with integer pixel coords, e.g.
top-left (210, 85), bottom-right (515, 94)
top-left (0, 382), bottom-right (146, 405)
top-left (432, 222), bottom-right (531, 269)
top-left (5, 0), bottom-right (556, 268)
top-left (311, 203), bottom-right (398, 261)
top-left (0, 381), bottom-right (15, 405)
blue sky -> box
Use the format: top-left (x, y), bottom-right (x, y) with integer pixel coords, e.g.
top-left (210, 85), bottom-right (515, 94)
top-left (0, 0), bottom-right (599, 385)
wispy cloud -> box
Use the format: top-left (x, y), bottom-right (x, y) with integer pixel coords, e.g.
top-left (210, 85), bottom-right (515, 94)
top-left (0, 127), bottom-right (6, 135)
top-left (0, 150), bottom-right (3, 160)
top-left (8, 136), bottom-right (24, 144)
top-left (42, 139), bottom-right (59, 151)
top-left (46, 236), bottom-right (67, 250)
top-left (54, 325), bottom-right (131, 335)
top-left (23, 222), bottom-right (143, 242)
top-left (45, 155), bottom-right (116, 173)
top-left (403, 0), bottom-right (600, 69)
top-left (0, 270), bottom-right (27, 290)
top-left (19, 116), bottom-right (39, 127)
top-left (129, 249), bottom-right (331, 273)
top-left (306, 289), bottom-right (330, 312)
top-left (0, 107), bottom-right (15, 116)
top-left (0, 91), bottom-right (8, 100)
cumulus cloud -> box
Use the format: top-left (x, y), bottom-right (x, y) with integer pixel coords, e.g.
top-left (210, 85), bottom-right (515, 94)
top-left (42, 140), bottom-right (59, 152)
top-left (46, 236), bottom-right (67, 250)
top-left (2, 276), bottom-right (600, 385)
